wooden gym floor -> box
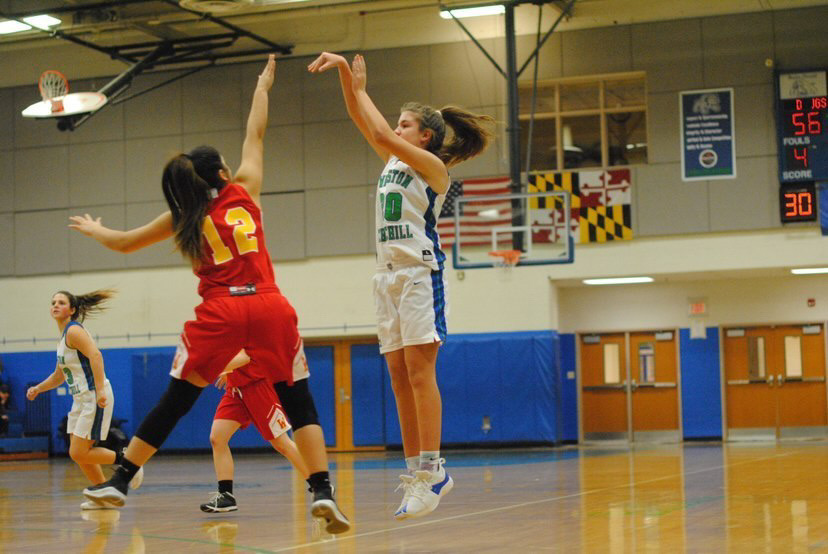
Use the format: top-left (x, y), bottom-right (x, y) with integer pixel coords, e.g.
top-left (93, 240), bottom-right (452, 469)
top-left (2, 442), bottom-right (828, 552)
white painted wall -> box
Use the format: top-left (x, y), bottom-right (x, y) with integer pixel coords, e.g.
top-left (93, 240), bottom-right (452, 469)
top-left (3, 227), bottom-right (826, 352)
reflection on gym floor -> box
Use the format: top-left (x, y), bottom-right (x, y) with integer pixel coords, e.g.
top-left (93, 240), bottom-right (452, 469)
top-left (2, 443), bottom-right (828, 552)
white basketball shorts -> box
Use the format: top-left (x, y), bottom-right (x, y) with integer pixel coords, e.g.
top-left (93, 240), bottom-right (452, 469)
top-left (373, 264), bottom-right (448, 354)
top-left (66, 379), bottom-right (113, 441)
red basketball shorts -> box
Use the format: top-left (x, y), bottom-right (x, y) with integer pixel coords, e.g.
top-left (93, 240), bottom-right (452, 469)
top-left (214, 379), bottom-right (291, 441)
top-left (170, 291), bottom-right (300, 385)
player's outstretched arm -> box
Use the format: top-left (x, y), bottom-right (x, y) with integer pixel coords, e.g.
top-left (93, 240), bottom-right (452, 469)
top-left (26, 364), bottom-right (65, 401)
top-left (69, 211), bottom-right (174, 253)
top-left (349, 54), bottom-right (449, 193)
top-left (236, 54), bottom-right (275, 203)
top-left (308, 51), bottom-right (390, 163)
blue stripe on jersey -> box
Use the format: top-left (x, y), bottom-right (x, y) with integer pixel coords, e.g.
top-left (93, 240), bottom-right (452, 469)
top-left (430, 269), bottom-right (447, 342)
top-left (91, 405), bottom-right (104, 441)
top-left (66, 321), bottom-right (96, 391)
top-left (424, 188), bottom-right (446, 270)
top-left (79, 350), bottom-right (95, 392)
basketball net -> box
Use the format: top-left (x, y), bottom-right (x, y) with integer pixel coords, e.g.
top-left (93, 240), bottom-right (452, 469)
top-left (489, 249), bottom-right (521, 280)
top-left (39, 70), bottom-right (69, 114)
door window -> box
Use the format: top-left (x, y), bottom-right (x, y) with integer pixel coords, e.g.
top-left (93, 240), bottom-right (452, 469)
top-left (604, 343), bottom-right (621, 383)
top-left (638, 342), bottom-right (655, 383)
top-left (747, 336), bottom-right (767, 380)
top-left (784, 335), bottom-right (803, 378)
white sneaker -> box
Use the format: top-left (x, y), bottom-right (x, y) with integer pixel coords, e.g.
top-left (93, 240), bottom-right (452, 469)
top-left (81, 500), bottom-right (118, 510)
top-left (129, 466), bottom-right (144, 490)
top-left (399, 464), bottom-right (453, 519)
top-left (393, 474), bottom-right (415, 520)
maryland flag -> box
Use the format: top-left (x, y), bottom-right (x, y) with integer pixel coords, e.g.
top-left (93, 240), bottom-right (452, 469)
top-left (529, 169), bottom-right (633, 244)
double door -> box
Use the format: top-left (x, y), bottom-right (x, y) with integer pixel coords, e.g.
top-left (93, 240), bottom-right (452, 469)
top-left (723, 324), bottom-right (827, 439)
top-left (305, 338), bottom-right (391, 451)
top-left (580, 331), bottom-right (680, 442)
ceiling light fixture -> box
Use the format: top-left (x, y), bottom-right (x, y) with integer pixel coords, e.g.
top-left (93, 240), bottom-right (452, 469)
top-left (583, 277), bottom-right (654, 285)
top-left (23, 15), bottom-right (61, 30)
top-left (791, 267), bottom-right (828, 275)
top-left (0, 20), bottom-right (31, 34)
top-left (440, 6), bottom-right (506, 19)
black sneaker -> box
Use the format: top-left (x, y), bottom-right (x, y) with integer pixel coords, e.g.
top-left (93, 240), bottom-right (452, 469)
top-left (84, 478), bottom-right (128, 507)
top-left (310, 487), bottom-right (350, 534)
top-left (200, 491), bottom-right (238, 513)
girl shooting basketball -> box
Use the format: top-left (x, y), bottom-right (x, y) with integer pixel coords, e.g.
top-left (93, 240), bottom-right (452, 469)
top-left (309, 51), bottom-right (493, 519)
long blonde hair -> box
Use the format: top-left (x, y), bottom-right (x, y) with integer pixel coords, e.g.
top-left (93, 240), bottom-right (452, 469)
top-left (400, 102), bottom-right (494, 167)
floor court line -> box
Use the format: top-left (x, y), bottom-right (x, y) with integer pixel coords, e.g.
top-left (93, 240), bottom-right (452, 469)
top-left (272, 448), bottom-right (801, 552)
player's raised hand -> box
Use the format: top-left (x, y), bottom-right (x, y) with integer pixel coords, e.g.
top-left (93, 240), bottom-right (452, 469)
top-left (257, 54), bottom-right (276, 92)
top-left (215, 373), bottom-right (228, 390)
top-left (26, 386), bottom-right (40, 401)
top-left (351, 54), bottom-right (367, 91)
top-left (68, 213), bottom-right (104, 237)
top-left (308, 52), bottom-right (347, 73)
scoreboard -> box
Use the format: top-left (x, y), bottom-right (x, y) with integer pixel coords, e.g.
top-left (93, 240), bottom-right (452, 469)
top-left (776, 70), bottom-right (826, 223)
top-left (776, 70), bottom-right (828, 183)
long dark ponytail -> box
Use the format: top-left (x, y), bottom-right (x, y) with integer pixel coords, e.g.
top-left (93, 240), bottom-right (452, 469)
top-left (400, 102), bottom-right (495, 168)
top-left (56, 289), bottom-right (115, 323)
top-left (161, 145), bottom-right (226, 264)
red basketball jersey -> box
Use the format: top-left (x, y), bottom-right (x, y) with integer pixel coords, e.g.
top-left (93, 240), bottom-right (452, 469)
top-left (196, 183), bottom-right (277, 297)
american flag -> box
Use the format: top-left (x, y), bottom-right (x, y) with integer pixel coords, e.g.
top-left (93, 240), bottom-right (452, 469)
top-left (437, 176), bottom-right (514, 247)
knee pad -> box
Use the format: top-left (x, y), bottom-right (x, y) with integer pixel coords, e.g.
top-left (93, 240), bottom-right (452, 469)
top-left (274, 378), bottom-right (318, 430)
top-left (135, 378), bottom-right (203, 449)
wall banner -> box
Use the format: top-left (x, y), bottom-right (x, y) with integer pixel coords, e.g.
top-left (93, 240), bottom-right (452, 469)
top-left (680, 88), bottom-right (736, 181)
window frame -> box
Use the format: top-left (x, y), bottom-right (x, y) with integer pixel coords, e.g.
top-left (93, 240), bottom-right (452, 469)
top-left (519, 71), bottom-right (648, 170)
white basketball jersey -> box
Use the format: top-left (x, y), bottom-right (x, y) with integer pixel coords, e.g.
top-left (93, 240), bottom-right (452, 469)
top-left (375, 156), bottom-right (446, 271)
top-left (57, 321), bottom-right (97, 396)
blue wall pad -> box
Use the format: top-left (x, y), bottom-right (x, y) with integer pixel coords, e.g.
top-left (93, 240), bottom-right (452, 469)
top-left (305, 345), bottom-right (336, 447)
top-left (559, 333), bottom-right (579, 442)
top-left (1, 329), bottom-right (562, 452)
top-left (680, 327), bottom-right (722, 438)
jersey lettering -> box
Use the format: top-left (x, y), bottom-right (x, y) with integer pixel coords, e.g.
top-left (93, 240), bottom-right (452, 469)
top-left (378, 224), bottom-right (414, 243)
top-left (203, 207), bottom-right (259, 265)
top-left (378, 169), bottom-right (414, 189)
top-left (226, 207), bottom-right (259, 256)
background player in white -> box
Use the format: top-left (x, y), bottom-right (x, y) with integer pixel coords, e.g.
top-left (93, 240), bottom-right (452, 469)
top-left (309, 52), bottom-right (493, 519)
top-left (26, 290), bottom-right (143, 509)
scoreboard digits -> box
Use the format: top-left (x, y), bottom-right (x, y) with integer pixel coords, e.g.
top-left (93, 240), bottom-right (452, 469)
top-left (776, 70), bottom-right (825, 223)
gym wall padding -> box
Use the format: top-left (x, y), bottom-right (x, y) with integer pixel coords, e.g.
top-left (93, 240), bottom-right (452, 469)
top-left (350, 343), bottom-right (388, 447)
top-left (305, 345), bottom-right (336, 447)
top-left (559, 333), bottom-right (579, 442)
top-left (679, 327), bottom-right (723, 439)
top-left (0, 327), bottom-right (725, 452)
top-left (435, 331), bottom-right (560, 445)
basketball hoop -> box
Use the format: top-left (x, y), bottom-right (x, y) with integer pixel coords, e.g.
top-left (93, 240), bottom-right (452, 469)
top-left (23, 70), bottom-right (107, 121)
top-left (489, 249), bottom-right (522, 278)
top-left (39, 70), bottom-right (69, 113)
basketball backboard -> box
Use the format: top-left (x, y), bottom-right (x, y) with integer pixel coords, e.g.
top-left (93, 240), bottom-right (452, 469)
top-left (447, 188), bottom-right (574, 269)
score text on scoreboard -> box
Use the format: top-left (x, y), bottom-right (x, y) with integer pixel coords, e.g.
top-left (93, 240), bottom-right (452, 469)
top-left (777, 70), bottom-right (828, 183)
top-left (779, 181), bottom-right (817, 223)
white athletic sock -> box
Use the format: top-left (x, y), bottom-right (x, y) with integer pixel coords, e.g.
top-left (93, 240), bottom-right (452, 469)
top-left (405, 456), bottom-right (419, 473)
top-left (419, 451), bottom-right (441, 473)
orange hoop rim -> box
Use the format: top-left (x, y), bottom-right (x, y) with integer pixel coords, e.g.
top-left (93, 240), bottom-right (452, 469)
top-left (488, 249), bottom-right (522, 267)
top-left (38, 69), bottom-right (69, 101)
